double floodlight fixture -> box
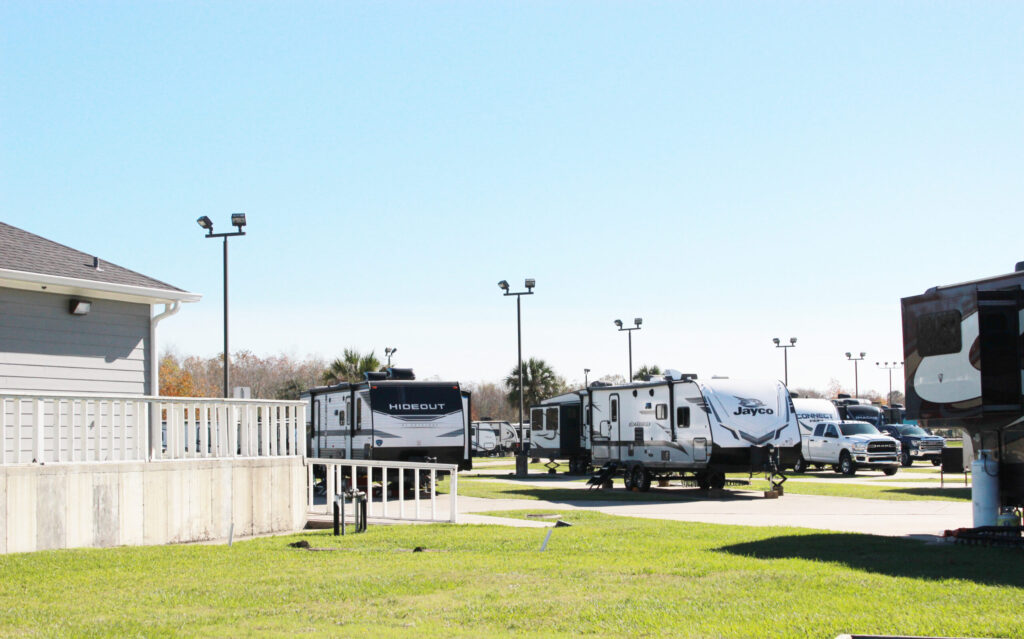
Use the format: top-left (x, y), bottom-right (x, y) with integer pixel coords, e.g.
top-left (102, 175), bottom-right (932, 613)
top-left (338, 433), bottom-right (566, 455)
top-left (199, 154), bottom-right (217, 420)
top-left (497, 279), bottom-right (535, 295)
top-left (615, 318), bottom-right (642, 329)
top-left (197, 213), bottom-right (247, 237)
top-left (774, 337), bottom-right (797, 346)
top-left (845, 352), bottom-right (866, 359)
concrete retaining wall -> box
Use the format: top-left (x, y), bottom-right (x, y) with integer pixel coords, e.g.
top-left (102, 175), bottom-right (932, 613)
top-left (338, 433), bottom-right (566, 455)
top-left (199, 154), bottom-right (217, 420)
top-left (0, 457), bottom-right (306, 553)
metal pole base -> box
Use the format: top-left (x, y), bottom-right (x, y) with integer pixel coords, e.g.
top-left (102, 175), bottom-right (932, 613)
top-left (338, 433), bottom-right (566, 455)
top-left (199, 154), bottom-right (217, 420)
top-left (515, 454), bottom-right (529, 477)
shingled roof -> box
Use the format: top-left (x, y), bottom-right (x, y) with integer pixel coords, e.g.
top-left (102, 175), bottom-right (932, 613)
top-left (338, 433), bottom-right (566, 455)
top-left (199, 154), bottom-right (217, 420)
top-left (0, 221), bottom-right (188, 294)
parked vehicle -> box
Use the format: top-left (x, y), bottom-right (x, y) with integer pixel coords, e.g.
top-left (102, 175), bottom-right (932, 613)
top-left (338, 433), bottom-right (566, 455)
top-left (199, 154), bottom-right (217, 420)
top-left (470, 420), bottom-right (519, 456)
top-left (530, 391), bottom-right (590, 474)
top-left (795, 420), bottom-right (900, 476)
top-left (834, 401), bottom-right (887, 429)
top-left (793, 397), bottom-right (841, 436)
top-left (303, 368), bottom-right (472, 471)
top-left (879, 424), bottom-right (945, 467)
top-left (585, 374), bottom-right (799, 491)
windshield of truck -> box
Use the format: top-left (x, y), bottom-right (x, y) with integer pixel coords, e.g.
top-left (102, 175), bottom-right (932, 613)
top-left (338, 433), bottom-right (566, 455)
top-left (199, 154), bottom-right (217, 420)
top-left (898, 426), bottom-right (928, 437)
top-left (840, 422), bottom-right (880, 436)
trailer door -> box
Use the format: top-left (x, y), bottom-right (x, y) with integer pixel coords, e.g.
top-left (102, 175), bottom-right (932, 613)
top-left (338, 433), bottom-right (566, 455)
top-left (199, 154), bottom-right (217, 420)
top-left (609, 393), bottom-right (620, 460)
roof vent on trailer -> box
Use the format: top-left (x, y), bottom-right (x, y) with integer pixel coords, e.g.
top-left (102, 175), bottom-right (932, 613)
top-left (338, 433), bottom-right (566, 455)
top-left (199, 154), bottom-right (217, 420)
top-left (1016, 261), bottom-right (1024, 272)
top-left (663, 370), bottom-right (697, 381)
top-left (387, 368), bottom-right (416, 380)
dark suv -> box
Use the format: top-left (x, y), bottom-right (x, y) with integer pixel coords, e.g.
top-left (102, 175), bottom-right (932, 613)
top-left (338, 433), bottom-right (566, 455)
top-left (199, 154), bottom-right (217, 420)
top-left (878, 424), bottom-right (945, 467)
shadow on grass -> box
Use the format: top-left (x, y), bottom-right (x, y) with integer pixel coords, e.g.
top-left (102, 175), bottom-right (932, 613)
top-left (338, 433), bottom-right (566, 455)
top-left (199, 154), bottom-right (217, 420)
top-left (883, 486), bottom-right (971, 500)
top-left (717, 533), bottom-right (1024, 587)
top-left (457, 480), bottom-right (764, 505)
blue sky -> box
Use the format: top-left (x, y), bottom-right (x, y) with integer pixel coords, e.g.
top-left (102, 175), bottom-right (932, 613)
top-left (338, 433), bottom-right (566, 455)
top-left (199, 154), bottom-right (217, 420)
top-left (2, 2), bottom-right (1022, 394)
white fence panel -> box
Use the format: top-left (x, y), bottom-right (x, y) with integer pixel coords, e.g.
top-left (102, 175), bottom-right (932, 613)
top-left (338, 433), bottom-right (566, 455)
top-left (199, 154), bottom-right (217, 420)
top-left (306, 458), bottom-right (458, 524)
top-left (0, 393), bottom-right (306, 465)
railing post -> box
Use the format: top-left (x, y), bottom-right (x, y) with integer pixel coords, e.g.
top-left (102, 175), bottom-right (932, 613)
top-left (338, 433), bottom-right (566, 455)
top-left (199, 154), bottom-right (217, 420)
top-left (307, 462), bottom-right (314, 512)
top-left (149, 399), bottom-right (160, 460)
top-left (449, 467), bottom-right (458, 523)
top-left (430, 468), bottom-right (436, 521)
top-left (33, 399), bottom-right (43, 464)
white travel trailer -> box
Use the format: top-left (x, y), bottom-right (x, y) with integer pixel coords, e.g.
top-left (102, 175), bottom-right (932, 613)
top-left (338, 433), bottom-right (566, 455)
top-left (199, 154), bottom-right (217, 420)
top-left (470, 420), bottom-right (519, 456)
top-left (586, 374), bottom-right (800, 490)
top-left (792, 397), bottom-right (841, 435)
top-left (530, 391), bottom-right (591, 474)
top-left (303, 368), bottom-right (472, 471)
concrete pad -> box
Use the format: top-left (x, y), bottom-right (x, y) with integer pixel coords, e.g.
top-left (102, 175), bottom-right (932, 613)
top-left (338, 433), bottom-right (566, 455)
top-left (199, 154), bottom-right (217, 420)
top-left (142, 467), bottom-right (168, 545)
top-left (92, 472), bottom-right (119, 547)
top-left (66, 468), bottom-right (92, 548)
top-left (119, 470), bottom-right (145, 547)
top-left (7, 471), bottom-right (36, 553)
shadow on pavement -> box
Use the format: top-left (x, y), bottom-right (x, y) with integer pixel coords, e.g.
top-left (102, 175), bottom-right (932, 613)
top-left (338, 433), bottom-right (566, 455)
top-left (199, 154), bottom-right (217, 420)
top-left (461, 481), bottom-right (765, 505)
top-left (717, 533), bottom-right (1024, 587)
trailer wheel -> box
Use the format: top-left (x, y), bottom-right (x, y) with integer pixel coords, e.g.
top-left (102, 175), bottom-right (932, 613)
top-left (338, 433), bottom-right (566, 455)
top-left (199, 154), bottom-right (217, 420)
top-left (696, 472), bottom-right (710, 491)
top-left (709, 471), bottom-right (726, 491)
top-left (623, 467), bottom-right (635, 491)
top-left (792, 455), bottom-right (807, 474)
top-left (633, 465), bottom-right (651, 492)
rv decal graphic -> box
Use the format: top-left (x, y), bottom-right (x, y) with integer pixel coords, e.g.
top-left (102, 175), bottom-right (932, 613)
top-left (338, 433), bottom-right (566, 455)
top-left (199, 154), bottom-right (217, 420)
top-left (684, 396), bottom-right (710, 413)
top-left (389, 403), bottom-right (445, 411)
top-left (732, 396), bottom-right (775, 416)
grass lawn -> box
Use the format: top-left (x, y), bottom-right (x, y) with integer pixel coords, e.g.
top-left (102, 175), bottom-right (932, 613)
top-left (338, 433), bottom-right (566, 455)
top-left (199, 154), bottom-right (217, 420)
top-left (0, 511), bottom-right (1020, 638)
top-left (752, 480), bottom-right (970, 502)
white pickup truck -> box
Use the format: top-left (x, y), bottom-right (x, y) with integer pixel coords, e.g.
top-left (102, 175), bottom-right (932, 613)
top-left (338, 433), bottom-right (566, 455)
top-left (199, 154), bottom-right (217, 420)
top-left (794, 420), bottom-right (901, 476)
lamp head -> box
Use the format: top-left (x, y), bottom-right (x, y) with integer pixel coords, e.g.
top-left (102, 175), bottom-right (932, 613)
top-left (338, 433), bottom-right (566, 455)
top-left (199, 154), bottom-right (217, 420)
top-left (524, 278), bottom-right (535, 290)
top-left (860, 352), bottom-right (866, 358)
top-left (614, 319), bottom-right (623, 328)
top-left (498, 280), bottom-right (509, 292)
top-left (197, 216), bottom-right (213, 231)
top-left (584, 368), bottom-right (590, 374)
top-left (231, 213), bottom-right (247, 228)
top-left (845, 352), bottom-right (852, 358)
top-left (790, 337), bottom-right (797, 345)
top-left (634, 317), bottom-right (642, 327)
top-left (773, 338), bottom-right (780, 345)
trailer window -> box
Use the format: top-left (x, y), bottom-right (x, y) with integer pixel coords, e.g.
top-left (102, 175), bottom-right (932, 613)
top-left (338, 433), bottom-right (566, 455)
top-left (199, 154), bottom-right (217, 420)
top-left (611, 399), bottom-right (618, 422)
top-left (917, 310), bottom-right (962, 357)
top-left (545, 408), bottom-right (558, 431)
top-left (676, 406), bottom-right (690, 428)
top-left (338, 411), bottom-right (346, 426)
top-left (656, 404), bottom-right (668, 420)
top-left (356, 399), bottom-right (362, 430)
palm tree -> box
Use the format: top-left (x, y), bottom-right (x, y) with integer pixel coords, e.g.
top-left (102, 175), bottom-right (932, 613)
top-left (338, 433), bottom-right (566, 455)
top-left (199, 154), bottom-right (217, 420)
top-left (322, 349), bottom-right (382, 384)
top-left (504, 358), bottom-right (565, 410)
top-left (633, 364), bottom-right (663, 381)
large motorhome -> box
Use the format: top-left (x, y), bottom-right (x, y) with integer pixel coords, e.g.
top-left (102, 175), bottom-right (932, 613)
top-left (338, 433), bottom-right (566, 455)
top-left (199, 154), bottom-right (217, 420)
top-left (303, 368), bottom-right (472, 471)
top-left (902, 263), bottom-right (1024, 512)
top-left (533, 374), bottom-right (800, 489)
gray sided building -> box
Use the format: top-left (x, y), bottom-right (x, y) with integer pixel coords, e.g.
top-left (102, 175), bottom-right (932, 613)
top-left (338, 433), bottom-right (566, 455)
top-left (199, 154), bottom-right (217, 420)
top-left (0, 221), bottom-right (200, 396)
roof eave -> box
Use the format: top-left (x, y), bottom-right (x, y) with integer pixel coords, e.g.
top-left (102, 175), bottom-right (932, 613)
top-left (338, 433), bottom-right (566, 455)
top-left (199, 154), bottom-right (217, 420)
top-left (0, 268), bottom-right (202, 304)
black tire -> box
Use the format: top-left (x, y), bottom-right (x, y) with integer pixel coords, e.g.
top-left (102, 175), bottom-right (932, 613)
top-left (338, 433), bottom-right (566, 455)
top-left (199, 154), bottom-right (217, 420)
top-left (696, 472), bottom-right (710, 491)
top-left (883, 467), bottom-right (898, 476)
top-left (634, 465), bottom-right (652, 492)
top-left (793, 456), bottom-right (807, 474)
top-left (931, 458), bottom-right (942, 467)
top-left (839, 452), bottom-right (856, 476)
top-left (709, 471), bottom-right (726, 491)
top-left (901, 451), bottom-right (912, 467)
top-left (623, 467), bottom-right (635, 490)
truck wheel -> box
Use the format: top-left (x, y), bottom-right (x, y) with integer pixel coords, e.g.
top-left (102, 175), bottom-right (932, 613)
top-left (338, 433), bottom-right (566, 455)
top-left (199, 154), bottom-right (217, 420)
top-left (839, 452), bottom-right (856, 476)
top-left (793, 456), bottom-right (807, 474)
top-left (931, 458), bottom-right (941, 467)
top-left (633, 465), bottom-right (652, 492)
top-left (883, 467), bottom-right (898, 476)
top-left (901, 451), bottom-right (912, 467)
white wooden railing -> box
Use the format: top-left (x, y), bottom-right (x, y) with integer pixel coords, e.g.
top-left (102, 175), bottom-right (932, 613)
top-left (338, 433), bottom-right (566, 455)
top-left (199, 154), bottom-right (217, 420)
top-left (0, 393), bottom-right (306, 465)
top-left (307, 458), bottom-right (459, 524)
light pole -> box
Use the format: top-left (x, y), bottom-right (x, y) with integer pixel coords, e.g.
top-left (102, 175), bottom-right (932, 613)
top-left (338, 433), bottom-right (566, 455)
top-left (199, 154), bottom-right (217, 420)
top-left (499, 278), bottom-right (535, 477)
top-left (615, 318), bottom-right (642, 381)
top-left (197, 214), bottom-right (247, 398)
top-left (876, 361), bottom-right (903, 404)
top-left (772, 337), bottom-right (797, 386)
top-left (584, 368), bottom-right (590, 388)
top-left (385, 347), bottom-right (397, 367)
top-left (845, 351), bottom-right (866, 397)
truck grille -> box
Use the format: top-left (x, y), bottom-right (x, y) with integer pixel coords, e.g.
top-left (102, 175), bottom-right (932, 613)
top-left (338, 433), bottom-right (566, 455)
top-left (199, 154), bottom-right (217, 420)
top-left (920, 441), bottom-right (943, 451)
top-left (868, 441), bottom-right (897, 453)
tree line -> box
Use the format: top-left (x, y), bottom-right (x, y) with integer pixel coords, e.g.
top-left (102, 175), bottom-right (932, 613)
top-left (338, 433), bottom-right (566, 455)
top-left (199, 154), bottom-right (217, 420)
top-left (159, 349), bottom-right (901, 419)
